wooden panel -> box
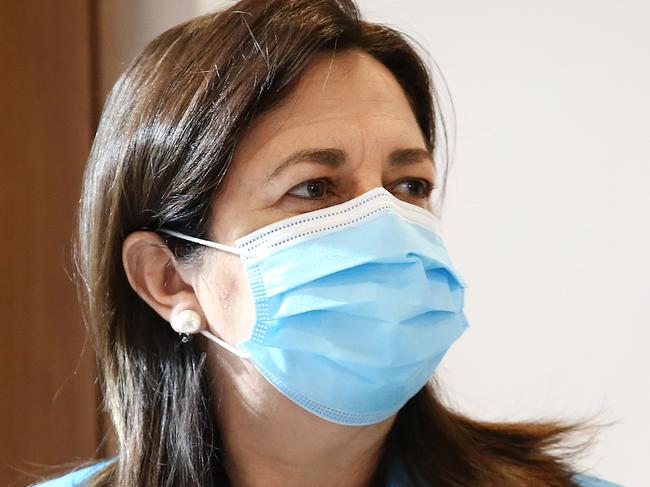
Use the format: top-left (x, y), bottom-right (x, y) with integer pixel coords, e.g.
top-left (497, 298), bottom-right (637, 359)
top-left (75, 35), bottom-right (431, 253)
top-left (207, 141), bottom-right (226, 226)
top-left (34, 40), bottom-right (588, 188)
top-left (0, 2), bottom-right (102, 485)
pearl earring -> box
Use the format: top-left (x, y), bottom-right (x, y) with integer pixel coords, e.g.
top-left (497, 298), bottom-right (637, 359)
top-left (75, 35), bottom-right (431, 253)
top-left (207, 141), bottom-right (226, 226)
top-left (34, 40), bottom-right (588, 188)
top-left (171, 309), bottom-right (203, 343)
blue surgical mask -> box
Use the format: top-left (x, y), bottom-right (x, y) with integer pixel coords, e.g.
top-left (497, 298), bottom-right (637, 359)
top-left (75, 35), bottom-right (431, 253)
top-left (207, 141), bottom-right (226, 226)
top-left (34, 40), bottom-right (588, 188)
top-left (160, 187), bottom-right (469, 425)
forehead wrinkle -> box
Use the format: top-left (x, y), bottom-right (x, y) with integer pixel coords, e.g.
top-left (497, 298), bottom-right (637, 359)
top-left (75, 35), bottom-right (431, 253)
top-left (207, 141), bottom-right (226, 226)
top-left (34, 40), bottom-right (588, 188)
top-left (231, 52), bottom-right (423, 182)
top-left (249, 115), bottom-right (423, 171)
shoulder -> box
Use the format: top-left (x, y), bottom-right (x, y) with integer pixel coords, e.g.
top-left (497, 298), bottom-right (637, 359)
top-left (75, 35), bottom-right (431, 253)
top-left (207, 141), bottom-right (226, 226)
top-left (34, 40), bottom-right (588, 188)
top-left (29, 457), bottom-right (117, 487)
top-left (388, 459), bottom-right (624, 487)
top-left (572, 473), bottom-right (626, 487)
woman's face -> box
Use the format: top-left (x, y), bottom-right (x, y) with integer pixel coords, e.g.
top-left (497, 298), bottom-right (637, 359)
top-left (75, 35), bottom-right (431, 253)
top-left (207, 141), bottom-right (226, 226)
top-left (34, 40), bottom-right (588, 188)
top-left (192, 48), bottom-right (436, 417)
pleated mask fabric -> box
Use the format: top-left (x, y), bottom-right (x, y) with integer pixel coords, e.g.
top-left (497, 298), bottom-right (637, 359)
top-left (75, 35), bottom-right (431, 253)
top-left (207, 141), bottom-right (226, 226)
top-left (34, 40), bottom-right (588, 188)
top-left (160, 186), bottom-right (470, 425)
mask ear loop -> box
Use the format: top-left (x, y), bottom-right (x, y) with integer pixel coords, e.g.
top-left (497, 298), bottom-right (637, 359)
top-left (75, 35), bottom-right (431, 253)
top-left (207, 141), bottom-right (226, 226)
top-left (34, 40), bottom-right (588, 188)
top-left (158, 228), bottom-right (256, 259)
top-left (199, 329), bottom-right (252, 359)
top-left (159, 228), bottom-right (254, 360)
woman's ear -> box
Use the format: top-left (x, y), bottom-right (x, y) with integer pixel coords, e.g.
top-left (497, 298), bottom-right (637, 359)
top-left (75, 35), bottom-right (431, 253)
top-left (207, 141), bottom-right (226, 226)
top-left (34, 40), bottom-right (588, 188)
top-left (121, 231), bottom-right (204, 326)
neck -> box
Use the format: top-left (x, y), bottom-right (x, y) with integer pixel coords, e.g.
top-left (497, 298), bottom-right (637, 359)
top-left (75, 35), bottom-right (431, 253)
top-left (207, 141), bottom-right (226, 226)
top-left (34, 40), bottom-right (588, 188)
top-left (207, 350), bottom-right (396, 487)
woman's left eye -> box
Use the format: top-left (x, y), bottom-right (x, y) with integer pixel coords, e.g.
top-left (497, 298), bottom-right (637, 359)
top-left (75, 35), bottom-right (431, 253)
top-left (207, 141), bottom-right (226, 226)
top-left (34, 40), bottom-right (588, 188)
top-left (391, 179), bottom-right (435, 198)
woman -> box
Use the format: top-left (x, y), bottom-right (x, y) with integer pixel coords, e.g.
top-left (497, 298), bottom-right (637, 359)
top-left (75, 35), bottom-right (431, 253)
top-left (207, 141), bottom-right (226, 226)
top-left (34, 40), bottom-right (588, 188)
top-left (33, 0), bottom-right (622, 486)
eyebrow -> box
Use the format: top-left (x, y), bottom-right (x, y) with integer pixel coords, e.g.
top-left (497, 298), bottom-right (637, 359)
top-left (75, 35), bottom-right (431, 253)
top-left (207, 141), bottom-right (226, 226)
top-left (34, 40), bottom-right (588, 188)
top-left (266, 147), bottom-right (434, 181)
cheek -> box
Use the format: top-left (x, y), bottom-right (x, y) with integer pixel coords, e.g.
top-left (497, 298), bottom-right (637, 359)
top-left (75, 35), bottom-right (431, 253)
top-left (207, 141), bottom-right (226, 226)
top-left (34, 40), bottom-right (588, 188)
top-left (195, 252), bottom-right (255, 344)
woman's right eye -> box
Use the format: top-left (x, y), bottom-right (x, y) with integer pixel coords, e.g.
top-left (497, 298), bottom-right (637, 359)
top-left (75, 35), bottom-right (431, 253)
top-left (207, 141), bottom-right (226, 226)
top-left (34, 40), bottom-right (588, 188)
top-left (287, 178), bottom-right (332, 199)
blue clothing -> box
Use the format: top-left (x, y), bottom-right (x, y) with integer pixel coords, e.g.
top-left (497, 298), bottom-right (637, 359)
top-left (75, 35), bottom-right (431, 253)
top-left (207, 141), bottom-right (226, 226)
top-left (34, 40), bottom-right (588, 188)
top-left (387, 458), bottom-right (625, 487)
top-left (31, 455), bottom-right (624, 486)
top-left (29, 458), bottom-right (116, 486)
top-left (573, 475), bottom-right (626, 487)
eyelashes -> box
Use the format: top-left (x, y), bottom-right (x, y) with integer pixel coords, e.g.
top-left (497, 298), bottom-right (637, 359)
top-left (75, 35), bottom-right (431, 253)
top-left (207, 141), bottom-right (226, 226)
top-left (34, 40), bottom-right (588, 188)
top-left (286, 177), bottom-right (436, 201)
top-left (391, 178), bottom-right (436, 198)
top-left (287, 178), bottom-right (333, 199)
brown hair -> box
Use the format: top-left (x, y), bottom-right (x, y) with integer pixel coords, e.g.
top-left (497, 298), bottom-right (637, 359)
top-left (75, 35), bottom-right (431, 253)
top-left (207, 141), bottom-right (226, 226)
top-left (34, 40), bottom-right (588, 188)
top-left (71, 0), bottom-right (607, 485)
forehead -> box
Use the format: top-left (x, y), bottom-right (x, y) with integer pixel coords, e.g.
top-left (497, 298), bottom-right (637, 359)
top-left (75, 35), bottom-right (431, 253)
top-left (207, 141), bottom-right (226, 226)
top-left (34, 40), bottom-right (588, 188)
top-left (284, 49), bottom-right (414, 117)
top-left (232, 49), bottom-right (424, 163)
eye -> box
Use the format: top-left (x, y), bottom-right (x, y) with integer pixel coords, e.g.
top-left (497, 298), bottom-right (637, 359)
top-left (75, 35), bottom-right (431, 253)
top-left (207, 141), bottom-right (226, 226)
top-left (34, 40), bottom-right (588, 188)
top-left (390, 178), bottom-right (435, 199)
top-left (287, 178), bottom-right (333, 199)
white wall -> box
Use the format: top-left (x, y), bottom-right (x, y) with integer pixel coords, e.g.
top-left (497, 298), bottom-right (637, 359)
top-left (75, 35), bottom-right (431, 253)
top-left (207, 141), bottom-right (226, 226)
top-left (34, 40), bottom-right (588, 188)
top-left (99, 1), bottom-right (649, 485)
top-left (355, 2), bottom-right (648, 485)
